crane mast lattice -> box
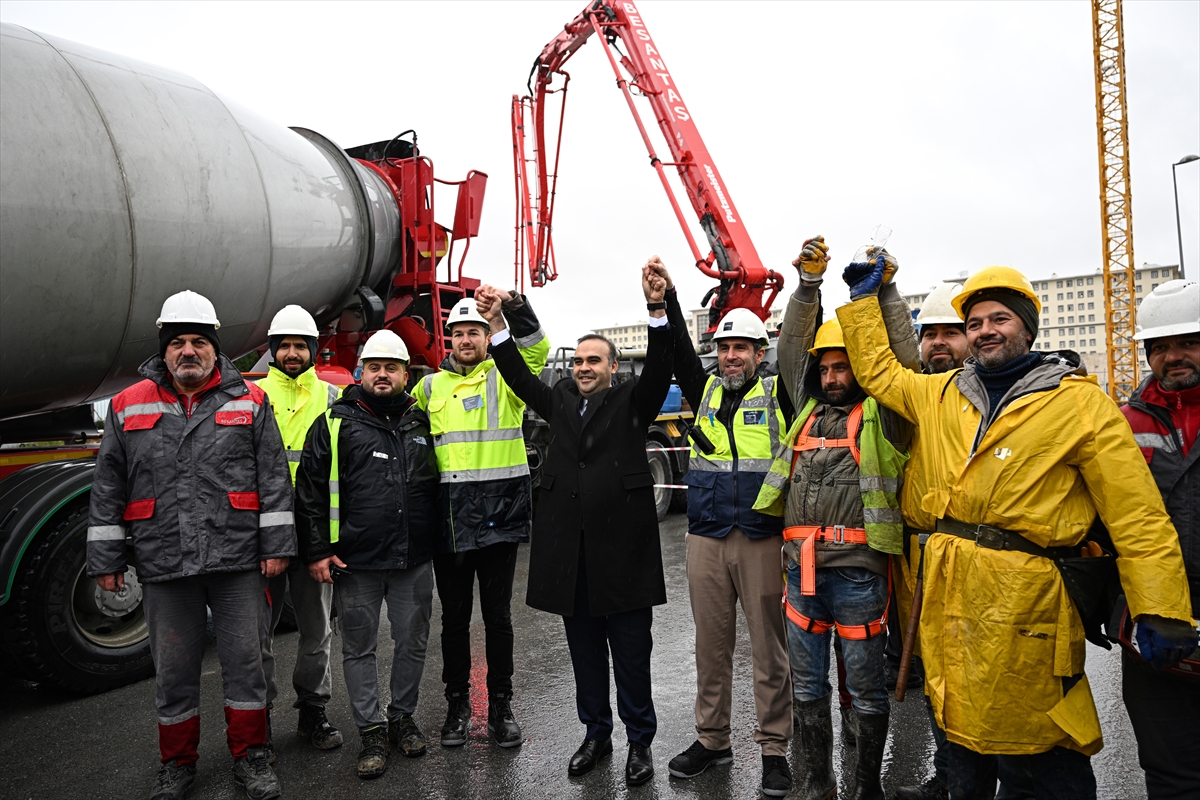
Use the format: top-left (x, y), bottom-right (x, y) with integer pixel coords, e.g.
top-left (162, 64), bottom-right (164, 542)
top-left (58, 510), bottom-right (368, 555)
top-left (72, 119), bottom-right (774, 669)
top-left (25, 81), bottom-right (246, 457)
top-left (1091, 0), bottom-right (1140, 401)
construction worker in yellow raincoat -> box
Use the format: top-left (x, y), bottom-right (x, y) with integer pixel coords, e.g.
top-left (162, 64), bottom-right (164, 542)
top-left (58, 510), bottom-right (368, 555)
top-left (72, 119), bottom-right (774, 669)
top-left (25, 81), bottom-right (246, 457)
top-left (836, 257), bottom-right (1196, 800)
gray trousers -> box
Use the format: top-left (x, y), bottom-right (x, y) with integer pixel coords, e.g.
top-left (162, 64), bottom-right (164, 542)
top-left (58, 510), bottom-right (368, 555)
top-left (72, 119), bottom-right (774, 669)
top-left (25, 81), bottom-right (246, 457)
top-left (263, 560), bottom-right (334, 709)
top-left (334, 562), bottom-right (434, 731)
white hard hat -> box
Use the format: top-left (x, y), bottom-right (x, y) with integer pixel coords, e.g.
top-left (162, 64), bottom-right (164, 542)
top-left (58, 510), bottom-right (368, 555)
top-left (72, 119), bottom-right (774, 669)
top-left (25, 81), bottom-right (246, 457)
top-left (711, 307), bottom-right (769, 344)
top-left (1134, 280), bottom-right (1199, 341)
top-left (916, 283), bottom-right (964, 327)
top-left (267, 304), bottom-right (319, 338)
top-left (446, 297), bottom-right (489, 331)
top-left (156, 290), bottom-right (220, 329)
top-left (359, 330), bottom-right (410, 362)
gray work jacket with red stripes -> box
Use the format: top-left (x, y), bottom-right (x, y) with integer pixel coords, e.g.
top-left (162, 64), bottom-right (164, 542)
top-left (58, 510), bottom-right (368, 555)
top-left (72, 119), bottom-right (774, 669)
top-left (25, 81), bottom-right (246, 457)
top-left (87, 354), bottom-right (296, 582)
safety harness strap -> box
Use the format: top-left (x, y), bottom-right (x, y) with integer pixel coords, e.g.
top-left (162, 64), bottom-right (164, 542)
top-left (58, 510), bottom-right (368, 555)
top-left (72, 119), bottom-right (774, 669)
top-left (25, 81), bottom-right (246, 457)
top-left (781, 552), bottom-right (892, 640)
top-left (792, 403), bottom-right (864, 463)
top-left (784, 524), bottom-right (869, 596)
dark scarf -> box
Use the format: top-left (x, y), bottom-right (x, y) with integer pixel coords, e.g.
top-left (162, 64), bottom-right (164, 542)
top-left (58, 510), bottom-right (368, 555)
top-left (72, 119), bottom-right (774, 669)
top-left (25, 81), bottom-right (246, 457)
top-left (355, 387), bottom-right (413, 426)
top-left (975, 351), bottom-right (1041, 420)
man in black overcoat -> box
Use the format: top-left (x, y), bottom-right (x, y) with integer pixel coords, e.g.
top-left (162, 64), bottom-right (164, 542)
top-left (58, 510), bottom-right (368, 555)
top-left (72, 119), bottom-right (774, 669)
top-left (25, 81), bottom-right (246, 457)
top-left (476, 266), bottom-right (672, 786)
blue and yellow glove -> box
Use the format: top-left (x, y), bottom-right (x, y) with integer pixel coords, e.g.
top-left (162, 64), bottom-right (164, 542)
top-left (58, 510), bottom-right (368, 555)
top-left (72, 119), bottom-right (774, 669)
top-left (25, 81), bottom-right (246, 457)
top-left (843, 248), bottom-right (899, 300)
top-left (1135, 615), bottom-right (1199, 670)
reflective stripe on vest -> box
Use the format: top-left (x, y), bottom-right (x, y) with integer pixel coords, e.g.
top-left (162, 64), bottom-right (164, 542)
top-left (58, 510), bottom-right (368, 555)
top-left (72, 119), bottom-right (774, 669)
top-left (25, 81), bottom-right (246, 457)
top-left (754, 396), bottom-right (907, 555)
top-left (325, 411), bottom-right (343, 544)
top-left (688, 375), bottom-right (783, 473)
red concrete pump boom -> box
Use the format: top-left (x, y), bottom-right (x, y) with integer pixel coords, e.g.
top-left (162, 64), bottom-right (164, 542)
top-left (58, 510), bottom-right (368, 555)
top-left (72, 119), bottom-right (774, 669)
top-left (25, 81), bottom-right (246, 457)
top-left (512, 0), bottom-right (784, 334)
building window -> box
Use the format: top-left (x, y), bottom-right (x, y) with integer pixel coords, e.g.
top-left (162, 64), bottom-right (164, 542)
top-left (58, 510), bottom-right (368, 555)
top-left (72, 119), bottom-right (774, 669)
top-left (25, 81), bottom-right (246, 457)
top-left (1087, 277), bottom-right (1094, 285)
top-left (1057, 293), bottom-right (1064, 300)
top-left (1042, 319), bottom-right (1049, 328)
top-left (1087, 290), bottom-right (1094, 297)
top-left (1089, 326), bottom-right (1096, 333)
top-left (1152, 283), bottom-right (1158, 290)
top-left (1042, 294), bottom-right (1048, 302)
top-left (1088, 303), bottom-right (1095, 310)
top-left (1069, 316), bottom-right (1075, 324)
top-left (1067, 292), bottom-right (1073, 299)
top-left (1059, 341), bottom-right (1066, 347)
top-left (1090, 339), bottom-right (1096, 346)
top-left (1136, 285), bottom-right (1143, 292)
top-left (1057, 281), bottom-right (1063, 288)
top-left (1066, 280), bottom-right (1073, 287)
top-left (1088, 314), bottom-right (1095, 322)
top-left (1057, 305), bottom-right (1064, 312)
top-left (1057, 317), bottom-right (1064, 324)
top-left (1069, 340), bottom-right (1075, 347)
top-left (1068, 328), bottom-right (1075, 335)
top-left (1068, 304), bottom-right (1074, 311)
top-left (1136, 272), bottom-right (1142, 280)
top-left (1151, 269), bottom-right (1158, 278)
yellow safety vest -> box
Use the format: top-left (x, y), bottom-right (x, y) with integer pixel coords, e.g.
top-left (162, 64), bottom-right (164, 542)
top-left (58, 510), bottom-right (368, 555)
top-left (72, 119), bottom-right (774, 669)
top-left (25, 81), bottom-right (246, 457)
top-left (257, 366), bottom-right (342, 484)
top-left (688, 375), bottom-right (784, 473)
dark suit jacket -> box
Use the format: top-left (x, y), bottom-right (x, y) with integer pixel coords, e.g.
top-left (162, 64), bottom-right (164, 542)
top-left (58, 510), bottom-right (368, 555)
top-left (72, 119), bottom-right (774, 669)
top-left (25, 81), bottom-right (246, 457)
top-left (491, 323), bottom-right (673, 616)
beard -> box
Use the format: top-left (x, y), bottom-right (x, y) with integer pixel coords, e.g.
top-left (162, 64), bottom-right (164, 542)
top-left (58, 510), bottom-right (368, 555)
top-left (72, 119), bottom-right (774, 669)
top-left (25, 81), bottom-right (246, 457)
top-left (823, 382), bottom-right (857, 405)
top-left (722, 373), bottom-right (748, 391)
top-left (972, 334), bottom-right (1029, 370)
top-left (1161, 364), bottom-right (1200, 392)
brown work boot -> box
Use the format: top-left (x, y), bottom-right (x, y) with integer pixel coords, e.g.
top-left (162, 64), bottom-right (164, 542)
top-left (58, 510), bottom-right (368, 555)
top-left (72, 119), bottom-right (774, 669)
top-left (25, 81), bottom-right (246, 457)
top-left (388, 713), bottom-right (427, 758)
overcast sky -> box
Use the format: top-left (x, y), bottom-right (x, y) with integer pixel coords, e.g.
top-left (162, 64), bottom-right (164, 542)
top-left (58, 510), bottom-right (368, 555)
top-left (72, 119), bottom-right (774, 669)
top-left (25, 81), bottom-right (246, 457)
top-left (2, 0), bottom-right (1197, 347)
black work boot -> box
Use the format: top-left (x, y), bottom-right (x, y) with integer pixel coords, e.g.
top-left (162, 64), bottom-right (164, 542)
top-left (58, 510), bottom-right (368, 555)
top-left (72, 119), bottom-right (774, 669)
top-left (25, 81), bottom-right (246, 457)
top-left (149, 760), bottom-right (196, 800)
top-left (356, 725), bottom-right (389, 779)
top-left (440, 692), bottom-right (470, 747)
top-left (231, 747), bottom-right (281, 800)
top-left (762, 754), bottom-right (793, 797)
top-left (297, 703), bottom-right (343, 750)
top-left (894, 776), bottom-right (949, 800)
top-left (487, 692), bottom-right (522, 748)
top-left (389, 713), bottom-right (428, 758)
top-left (847, 711), bottom-right (889, 800)
top-left (840, 704), bottom-right (857, 747)
top-left (668, 740), bottom-right (733, 778)
top-left (792, 696), bottom-right (836, 800)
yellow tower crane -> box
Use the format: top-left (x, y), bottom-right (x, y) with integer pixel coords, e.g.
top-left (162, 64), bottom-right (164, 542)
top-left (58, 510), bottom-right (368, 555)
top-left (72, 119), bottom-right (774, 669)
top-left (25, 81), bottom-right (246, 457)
top-left (1091, 0), bottom-right (1140, 401)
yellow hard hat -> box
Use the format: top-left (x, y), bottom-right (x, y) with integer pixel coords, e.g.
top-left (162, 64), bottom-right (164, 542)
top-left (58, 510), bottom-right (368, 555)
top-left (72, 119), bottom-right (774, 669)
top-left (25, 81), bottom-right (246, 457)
top-left (950, 266), bottom-right (1042, 319)
top-left (808, 319), bottom-right (845, 355)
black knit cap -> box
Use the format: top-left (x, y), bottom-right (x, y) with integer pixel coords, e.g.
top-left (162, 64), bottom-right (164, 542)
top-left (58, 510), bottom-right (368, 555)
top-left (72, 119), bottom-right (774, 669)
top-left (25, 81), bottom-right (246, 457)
top-left (268, 334), bottom-right (320, 372)
top-left (962, 288), bottom-right (1039, 342)
top-left (159, 323), bottom-right (221, 358)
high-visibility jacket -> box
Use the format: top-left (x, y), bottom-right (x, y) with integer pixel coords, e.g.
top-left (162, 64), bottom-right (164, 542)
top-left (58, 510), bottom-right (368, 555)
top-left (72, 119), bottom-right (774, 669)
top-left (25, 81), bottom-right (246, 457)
top-left (414, 314), bottom-right (549, 553)
top-left (754, 396), bottom-right (906, 555)
top-left (838, 295), bottom-right (1193, 757)
top-left (683, 374), bottom-right (785, 539)
top-left (257, 366), bottom-right (341, 484)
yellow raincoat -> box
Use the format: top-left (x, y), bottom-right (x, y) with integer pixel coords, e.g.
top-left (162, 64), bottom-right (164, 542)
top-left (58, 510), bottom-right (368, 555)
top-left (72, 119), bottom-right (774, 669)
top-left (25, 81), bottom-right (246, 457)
top-left (838, 296), bottom-right (1192, 756)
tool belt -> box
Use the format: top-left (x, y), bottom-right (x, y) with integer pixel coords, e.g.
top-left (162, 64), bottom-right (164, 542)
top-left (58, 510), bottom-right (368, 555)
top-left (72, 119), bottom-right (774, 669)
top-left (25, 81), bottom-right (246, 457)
top-left (934, 517), bottom-right (1118, 649)
top-left (781, 525), bottom-right (889, 641)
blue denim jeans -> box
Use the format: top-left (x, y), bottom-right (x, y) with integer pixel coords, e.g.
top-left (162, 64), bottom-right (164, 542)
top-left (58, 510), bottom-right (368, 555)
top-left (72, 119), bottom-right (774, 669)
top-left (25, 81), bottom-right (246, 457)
top-left (786, 563), bottom-right (889, 716)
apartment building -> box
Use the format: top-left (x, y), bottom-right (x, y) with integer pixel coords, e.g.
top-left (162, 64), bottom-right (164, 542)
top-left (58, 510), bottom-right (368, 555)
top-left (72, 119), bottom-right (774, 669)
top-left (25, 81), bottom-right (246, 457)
top-left (593, 307), bottom-right (784, 352)
top-left (901, 263), bottom-right (1181, 392)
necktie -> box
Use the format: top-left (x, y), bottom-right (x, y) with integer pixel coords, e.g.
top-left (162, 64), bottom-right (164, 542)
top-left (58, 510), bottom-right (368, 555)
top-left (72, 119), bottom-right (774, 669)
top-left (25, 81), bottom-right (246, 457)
top-left (578, 397), bottom-right (587, 417)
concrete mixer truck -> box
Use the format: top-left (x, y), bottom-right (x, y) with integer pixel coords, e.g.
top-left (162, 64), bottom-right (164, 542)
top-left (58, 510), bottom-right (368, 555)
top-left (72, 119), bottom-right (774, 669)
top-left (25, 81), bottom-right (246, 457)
top-left (0, 23), bottom-right (488, 692)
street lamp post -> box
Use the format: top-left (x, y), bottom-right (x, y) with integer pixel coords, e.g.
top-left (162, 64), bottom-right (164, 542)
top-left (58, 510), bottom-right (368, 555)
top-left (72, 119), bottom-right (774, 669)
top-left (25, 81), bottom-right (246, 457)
top-left (1172, 154), bottom-right (1200, 280)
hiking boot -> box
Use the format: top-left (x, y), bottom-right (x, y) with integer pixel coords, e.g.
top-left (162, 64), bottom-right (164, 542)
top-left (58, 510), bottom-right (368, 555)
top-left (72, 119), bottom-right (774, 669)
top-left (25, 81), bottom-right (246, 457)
top-left (356, 725), bottom-right (389, 779)
top-left (149, 760), bottom-right (196, 800)
top-left (388, 713), bottom-right (428, 758)
top-left (297, 704), bottom-right (343, 750)
top-left (762, 754), bottom-right (793, 798)
top-left (487, 692), bottom-right (522, 748)
top-left (667, 740), bottom-right (733, 778)
top-left (231, 747), bottom-right (281, 800)
top-left (895, 777), bottom-right (950, 800)
top-left (793, 696), bottom-right (836, 800)
top-left (440, 693), bottom-right (470, 747)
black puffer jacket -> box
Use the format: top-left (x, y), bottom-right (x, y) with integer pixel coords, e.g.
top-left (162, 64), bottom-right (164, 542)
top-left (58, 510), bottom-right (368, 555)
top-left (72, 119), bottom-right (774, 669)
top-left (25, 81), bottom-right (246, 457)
top-left (295, 386), bottom-right (438, 571)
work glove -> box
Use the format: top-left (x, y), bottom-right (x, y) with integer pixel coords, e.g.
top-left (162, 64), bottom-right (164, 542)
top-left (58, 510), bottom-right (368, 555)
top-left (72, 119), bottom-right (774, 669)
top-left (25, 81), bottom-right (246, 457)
top-left (792, 235), bottom-right (830, 284)
top-left (843, 254), bottom-right (887, 300)
top-left (1135, 615), bottom-right (1199, 670)
top-left (865, 246), bottom-right (899, 284)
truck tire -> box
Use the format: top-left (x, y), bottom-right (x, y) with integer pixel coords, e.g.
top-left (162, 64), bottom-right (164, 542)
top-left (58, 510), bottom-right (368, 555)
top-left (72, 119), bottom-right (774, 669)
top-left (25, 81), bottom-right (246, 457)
top-left (647, 443), bottom-right (672, 522)
top-left (0, 502), bottom-right (153, 693)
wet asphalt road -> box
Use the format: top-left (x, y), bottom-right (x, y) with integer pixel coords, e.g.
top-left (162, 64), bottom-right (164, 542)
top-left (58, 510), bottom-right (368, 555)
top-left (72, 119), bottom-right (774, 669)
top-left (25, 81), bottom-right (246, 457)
top-left (1, 513), bottom-right (1147, 799)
